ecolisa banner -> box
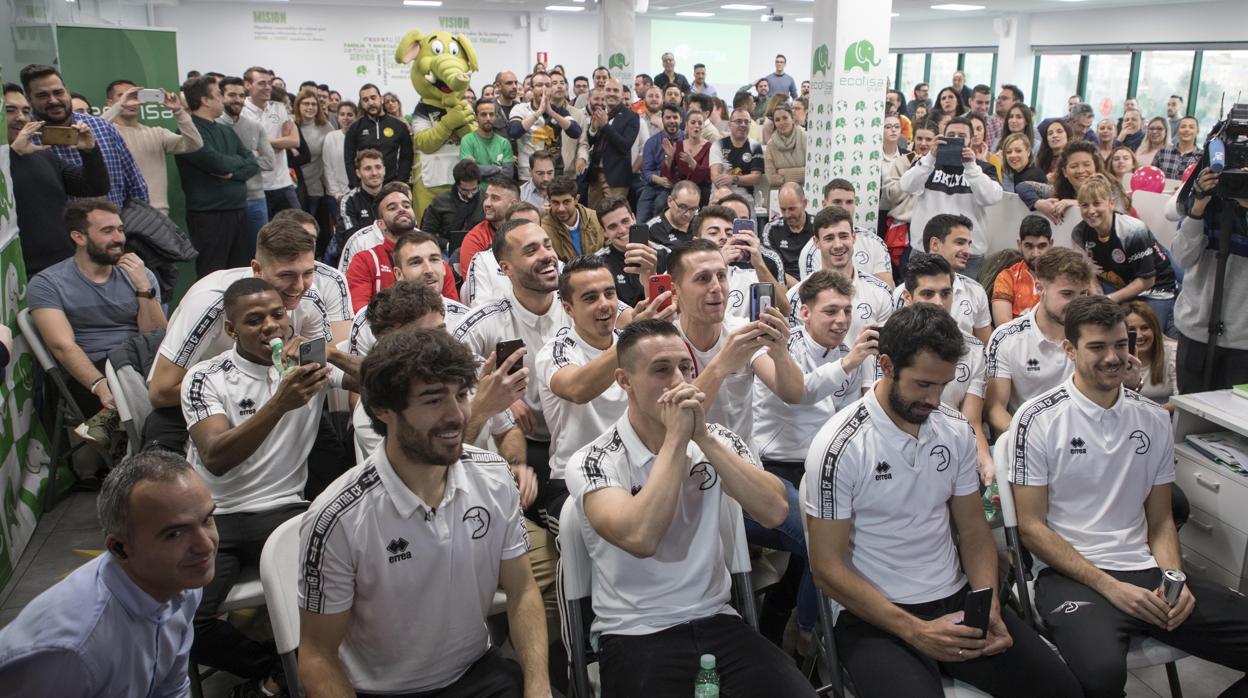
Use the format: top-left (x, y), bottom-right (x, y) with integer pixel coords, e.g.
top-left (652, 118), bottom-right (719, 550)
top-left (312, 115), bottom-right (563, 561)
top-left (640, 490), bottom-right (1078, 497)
top-left (599, 0), bottom-right (635, 86)
top-left (804, 0), bottom-right (893, 234)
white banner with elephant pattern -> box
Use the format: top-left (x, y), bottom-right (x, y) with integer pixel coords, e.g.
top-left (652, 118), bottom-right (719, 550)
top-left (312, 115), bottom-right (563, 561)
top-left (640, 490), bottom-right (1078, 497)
top-left (0, 65), bottom-right (55, 590)
top-left (804, 0), bottom-right (893, 234)
top-left (599, 0), bottom-right (635, 86)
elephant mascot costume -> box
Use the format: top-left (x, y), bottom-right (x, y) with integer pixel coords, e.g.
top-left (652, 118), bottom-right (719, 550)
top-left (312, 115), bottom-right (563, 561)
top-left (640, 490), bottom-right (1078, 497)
top-left (395, 29), bottom-right (479, 219)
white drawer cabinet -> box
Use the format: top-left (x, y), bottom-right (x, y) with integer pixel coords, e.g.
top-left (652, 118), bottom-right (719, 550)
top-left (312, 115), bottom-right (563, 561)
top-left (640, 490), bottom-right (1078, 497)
top-left (1171, 391), bottom-right (1248, 593)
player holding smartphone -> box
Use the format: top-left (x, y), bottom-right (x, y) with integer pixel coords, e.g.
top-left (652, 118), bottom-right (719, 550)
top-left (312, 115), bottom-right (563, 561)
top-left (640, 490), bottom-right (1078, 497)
top-left (593, 198), bottom-right (669, 306)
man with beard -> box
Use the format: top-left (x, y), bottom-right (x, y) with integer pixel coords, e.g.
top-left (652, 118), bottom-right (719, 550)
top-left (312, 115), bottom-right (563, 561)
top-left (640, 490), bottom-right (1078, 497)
top-left (102, 79), bottom-right (202, 216)
top-left (175, 76), bottom-right (260, 278)
top-left (548, 72), bottom-right (590, 182)
top-left (638, 102), bottom-right (684, 224)
top-left (646, 180), bottom-right (700, 247)
top-left (586, 79), bottom-right (639, 208)
top-left (338, 149), bottom-right (388, 259)
top-left (459, 99), bottom-right (516, 180)
top-left (218, 76), bottom-right (276, 249)
top-left (492, 71), bottom-right (521, 134)
top-left (984, 247), bottom-right (1095, 435)
top-left (520, 152), bottom-right (556, 210)
top-left (182, 277), bottom-right (357, 698)
top-left (346, 182), bottom-right (423, 311)
top-left (344, 83), bottom-right (413, 187)
top-left (299, 328), bottom-right (550, 698)
top-left (803, 304), bottom-right (1082, 698)
top-left (29, 200), bottom-right (165, 419)
top-left (241, 66), bottom-right (301, 216)
top-left (460, 177), bottom-right (521, 305)
top-left (509, 71), bottom-right (581, 182)
top-left (991, 216), bottom-right (1052, 326)
top-left (419, 159), bottom-right (485, 248)
top-left (19, 63), bottom-right (148, 208)
top-left (762, 182), bottom-right (814, 281)
top-left (541, 175), bottom-right (604, 260)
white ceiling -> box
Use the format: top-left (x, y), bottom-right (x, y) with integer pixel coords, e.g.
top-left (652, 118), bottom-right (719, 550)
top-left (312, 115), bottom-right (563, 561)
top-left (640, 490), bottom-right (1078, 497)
top-left (176, 0), bottom-right (1215, 22)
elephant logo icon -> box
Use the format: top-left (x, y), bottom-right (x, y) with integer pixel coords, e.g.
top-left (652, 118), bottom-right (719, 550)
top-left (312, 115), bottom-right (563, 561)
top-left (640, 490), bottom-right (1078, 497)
top-left (871, 117), bottom-right (882, 127)
top-left (866, 181), bottom-right (878, 192)
top-left (834, 152), bottom-right (845, 162)
top-left (869, 151), bottom-right (881, 161)
top-left (355, 65), bottom-right (367, 76)
top-left (608, 52), bottom-right (629, 71)
top-left (865, 212), bottom-right (876, 222)
top-left (855, 100), bottom-right (867, 112)
top-left (835, 117), bottom-right (846, 128)
top-left (850, 165), bottom-right (862, 176)
top-left (843, 39), bottom-right (882, 73)
top-left (812, 44), bottom-right (832, 77)
top-left (853, 134), bottom-right (865, 145)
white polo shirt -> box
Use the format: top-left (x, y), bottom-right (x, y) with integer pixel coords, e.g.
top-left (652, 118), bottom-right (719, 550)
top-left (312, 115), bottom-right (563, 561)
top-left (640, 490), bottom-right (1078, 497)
top-left (941, 332), bottom-right (987, 410)
top-left (535, 330), bottom-right (628, 480)
top-left (890, 273), bottom-right (990, 337)
top-left (803, 389), bottom-right (979, 604)
top-left (1008, 379), bottom-right (1175, 571)
top-left (157, 267), bottom-right (330, 371)
top-left (566, 416), bottom-right (757, 636)
top-left (677, 315), bottom-right (766, 441)
top-left (752, 327), bottom-right (863, 462)
top-left (986, 310), bottom-right (1072, 412)
top-left (338, 224), bottom-right (382, 276)
top-left (786, 272), bottom-right (894, 337)
top-left (345, 298), bottom-right (472, 356)
top-left (315, 261), bottom-right (353, 324)
top-left (298, 444), bottom-right (528, 694)
top-left (798, 228), bottom-right (892, 281)
top-left (243, 99), bottom-right (292, 191)
top-left (453, 289), bottom-right (575, 440)
top-left (182, 347), bottom-right (342, 515)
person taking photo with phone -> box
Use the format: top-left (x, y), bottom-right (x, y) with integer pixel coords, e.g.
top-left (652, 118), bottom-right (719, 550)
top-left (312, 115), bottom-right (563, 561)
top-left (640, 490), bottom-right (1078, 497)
top-left (102, 81), bottom-right (203, 215)
top-left (804, 304), bottom-right (1081, 698)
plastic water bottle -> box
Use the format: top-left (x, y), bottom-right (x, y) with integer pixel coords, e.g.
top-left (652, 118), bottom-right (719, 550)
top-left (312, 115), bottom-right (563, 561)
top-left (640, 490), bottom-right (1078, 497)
top-left (269, 337), bottom-right (287, 376)
top-left (982, 478), bottom-right (1000, 522)
top-left (694, 654), bottom-right (719, 697)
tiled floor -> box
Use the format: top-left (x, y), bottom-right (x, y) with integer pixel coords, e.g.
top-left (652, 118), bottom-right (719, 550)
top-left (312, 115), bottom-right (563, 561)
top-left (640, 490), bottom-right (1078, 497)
top-left (1, 492), bottom-right (1244, 697)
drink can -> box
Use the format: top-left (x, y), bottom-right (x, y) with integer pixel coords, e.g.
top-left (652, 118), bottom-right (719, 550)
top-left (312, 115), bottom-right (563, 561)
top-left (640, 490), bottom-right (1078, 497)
top-left (1162, 569), bottom-right (1186, 606)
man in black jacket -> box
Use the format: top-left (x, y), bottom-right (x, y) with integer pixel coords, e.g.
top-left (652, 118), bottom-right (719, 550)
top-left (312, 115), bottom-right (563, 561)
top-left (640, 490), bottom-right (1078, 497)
top-left (420, 159), bottom-right (484, 253)
top-left (344, 83), bottom-right (413, 187)
top-left (4, 83), bottom-right (109, 277)
top-left (586, 79), bottom-right (638, 209)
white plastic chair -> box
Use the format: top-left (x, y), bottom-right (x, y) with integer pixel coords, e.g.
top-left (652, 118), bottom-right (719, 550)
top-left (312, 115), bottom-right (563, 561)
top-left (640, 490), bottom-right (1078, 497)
top-left (259, 516), bottom-right (305, 698)
top-left (557, 493), bottom-right (758, 698)
top-left (993, 437), bottom-right (1188, 697)
top-left (188, 567), bottom-right (267, 698)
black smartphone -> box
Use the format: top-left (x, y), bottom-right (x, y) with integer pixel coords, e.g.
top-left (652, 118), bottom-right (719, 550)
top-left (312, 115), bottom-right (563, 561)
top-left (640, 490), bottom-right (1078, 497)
top-left (298, 336), bottom-right (327, 367)
top-left (495, 339), bottom-right (525, 375)
top-left (1127, 328), bottom-right (1138, 356)
top-left (749, 283), bottom-right (775, 322)
top-left (961, 587), bottom-right (992, 637)
top-left (733, 218), bottom-right (756, 237)
top-left (936, 137), bottom-right (965, 167)
top-left (629, 223), bottom-right (650, 246)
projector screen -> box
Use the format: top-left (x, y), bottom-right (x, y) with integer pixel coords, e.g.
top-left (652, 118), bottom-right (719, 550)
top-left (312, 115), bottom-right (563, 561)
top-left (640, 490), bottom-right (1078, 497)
top-left (649, 19), bottom-right (752, 89)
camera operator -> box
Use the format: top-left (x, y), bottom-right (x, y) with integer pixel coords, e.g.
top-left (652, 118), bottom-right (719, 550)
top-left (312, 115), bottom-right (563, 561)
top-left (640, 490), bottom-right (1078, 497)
top-left (1174, 167), bottom-right (1248, 391)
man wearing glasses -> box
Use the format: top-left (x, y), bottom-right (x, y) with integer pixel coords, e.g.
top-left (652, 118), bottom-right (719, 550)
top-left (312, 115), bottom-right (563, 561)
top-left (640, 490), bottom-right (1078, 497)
top-left (710, 108), bottom-right (765, 201)
top-left (647, 180), bottom-right (701, 248)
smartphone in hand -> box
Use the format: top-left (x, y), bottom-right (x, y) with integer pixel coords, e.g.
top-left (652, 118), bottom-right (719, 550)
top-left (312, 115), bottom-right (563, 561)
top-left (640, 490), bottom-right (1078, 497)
top-left (960, 587), bottom-right (992, 637)
top-left (1127, 328), bottom-right (1138, 356)
top-left (629, 224), bottom-right (650, 246)
top-left (648, 274), bottom-right (673, 312)
top-left (495, 339), bottom-right (526, 375)
top-left (40, 125), bottom-right (78, 146)
top-left (299, 336), bottom-right (327, 367)
top-left (749, 283), bottom-right (775, 322)
top-left (733, 218), bottom-right (756, 237)
top-left (936, 137), bottom-right (965, 167)
top-left (137, 88), bottom-right (164, 103)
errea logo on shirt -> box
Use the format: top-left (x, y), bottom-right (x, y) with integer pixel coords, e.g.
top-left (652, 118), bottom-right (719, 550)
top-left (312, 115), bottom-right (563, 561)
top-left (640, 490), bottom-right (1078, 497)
top-left (1025, 358), bottom-right (1041, 372)
top-left (238, 398), bottom-right (256, 415)
top-left (874, 461), bottom-right (893, 481)
top-left (1069, 437), bottom-right (1087, 455)
top-left (386, 537), bottom-right (412, 564)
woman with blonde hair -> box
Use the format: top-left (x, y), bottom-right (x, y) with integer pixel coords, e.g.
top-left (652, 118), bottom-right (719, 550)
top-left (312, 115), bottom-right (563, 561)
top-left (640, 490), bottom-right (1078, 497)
top-left (1136, 116), bottom-right (1170, 168)
top-left (1122, 299), bottom-right (1177, 410)
top-left (764, 104), bottom-right (806, 187)
top-left (293, 87), bottom-right (334, 219)
top-left (760, 94), bottom-right (790, 144)
top-left (999, 132), bottom-right (1046, 193)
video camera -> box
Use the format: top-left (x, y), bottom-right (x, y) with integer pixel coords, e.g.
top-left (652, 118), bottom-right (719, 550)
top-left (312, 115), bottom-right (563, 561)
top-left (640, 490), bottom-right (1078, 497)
top-left (1207, 103), bottom-right (1248, 198)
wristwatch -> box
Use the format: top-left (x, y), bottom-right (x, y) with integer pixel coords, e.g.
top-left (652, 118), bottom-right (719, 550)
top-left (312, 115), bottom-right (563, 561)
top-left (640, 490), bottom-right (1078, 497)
top-left (135, 287), bottom-right (156, 299)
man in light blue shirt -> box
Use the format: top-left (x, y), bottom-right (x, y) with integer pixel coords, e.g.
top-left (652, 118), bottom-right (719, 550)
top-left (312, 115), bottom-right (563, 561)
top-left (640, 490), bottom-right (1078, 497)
top-left (0, 451), bottom-right (217, 697)
top-left (763, 54), bottom-right (798, 101)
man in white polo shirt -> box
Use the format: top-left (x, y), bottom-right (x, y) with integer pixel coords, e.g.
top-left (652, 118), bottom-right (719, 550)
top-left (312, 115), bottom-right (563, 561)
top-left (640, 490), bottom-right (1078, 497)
top-left (804, 304), bottom-right (1080, 697)
top-left (243, 66), bottom-right (300, 216)
top-left (534, 255), bottom-right (674, 533)
top-left (798, 179), bottom-right (893, 286)
top-left (901, 252), bottom-right (992, 483)
top-left (696, 199), bottom-right (792, 320)
top-left (1010, 296), bottom-right (1248, 698)
top-left (984, 247), bottom-right (1094, 435)
top-left (751, 269), bottom-right (877, 647)
top-left (565, 319), bottom-right (814, 697)
top-left (911, 213), bottom-right (992, 344)
top-left (298, 329), bottom-right (551, 698)
top-left (271, 207), bottom-right (354, 344)
top-left (182, 277), bottom-right (355, 696)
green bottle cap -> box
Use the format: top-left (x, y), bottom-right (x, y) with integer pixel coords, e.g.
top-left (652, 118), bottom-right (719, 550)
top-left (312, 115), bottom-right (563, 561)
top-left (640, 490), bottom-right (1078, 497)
top-left (700, 654), bottom-right (715, 670)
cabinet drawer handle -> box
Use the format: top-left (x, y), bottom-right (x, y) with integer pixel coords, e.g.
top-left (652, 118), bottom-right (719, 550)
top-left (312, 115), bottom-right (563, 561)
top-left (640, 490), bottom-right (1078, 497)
top-left (1195, 472), bottom-right (1221, 492)
top-left (1189, 518), bottom-right (1214, 533)
top-left (1181, 556), bottom-right (1208, 574)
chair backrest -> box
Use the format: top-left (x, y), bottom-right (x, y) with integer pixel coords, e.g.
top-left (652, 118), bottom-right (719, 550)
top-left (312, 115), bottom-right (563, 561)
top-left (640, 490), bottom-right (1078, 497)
top-left (259, 515), bottom-right (304, 655)
top-left (993, 436), bottom-right (1018, 528)
top-left (104, 360), bottom-right (146, 455)
top-left (718, 495), bottom-right (752, 576)
top-left (557, 496), bottom-right (593, 603)
top-left (16, 308), bottom-right (58, 373)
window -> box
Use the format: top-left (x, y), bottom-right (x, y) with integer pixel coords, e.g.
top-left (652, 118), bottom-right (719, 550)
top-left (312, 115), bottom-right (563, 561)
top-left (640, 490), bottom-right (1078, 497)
top-left (899, 54), bottom-right (927, 99)
top-left (962, 52), bottom-right (996, 92)
top-left (1084, 53), bottom-right (1131, 128)
top-left (1195, 50), bottom-right (1248, 136)
top-left (1034, 54), bottom-right (1081, 123)
top-left (887, 53), bottom-right (899, 88)
top-left (1135, 51), bottom-right (1194, 129)
top-left (929, 53), bottom-right (960, 90)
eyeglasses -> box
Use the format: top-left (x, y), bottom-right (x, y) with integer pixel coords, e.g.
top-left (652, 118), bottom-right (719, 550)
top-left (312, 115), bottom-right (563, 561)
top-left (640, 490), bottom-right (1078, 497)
top-left (883, 124), bottom-right (901, 130)
top-left (672, 202), bottom-right (699, 214)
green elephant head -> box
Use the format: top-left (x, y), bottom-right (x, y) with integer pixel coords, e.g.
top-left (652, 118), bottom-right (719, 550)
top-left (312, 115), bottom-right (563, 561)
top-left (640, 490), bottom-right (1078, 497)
top-left (608, 52), bottom-right (629, 71)
top-left (835, 117), bottom-right (846, 128)
top-left (356, 65), bottom-right (367, 76)
top-left (843, 40), bottom-right (882, 73)
top-left (866, 211), bottom-right (876, 222)
top-left (866, 181), bottom-right (878, 192)
top-left (871, 117), bottom-right (882, 127)
top-left (812, 44), bottom-right (831, 77)
top-left (853, 134), bottom-right (865, 145)
top-left (869, 151), bottom-right (881, 161)
top-left (834, 152), bottom-right (845, 162)
top-left (396, 29), bottom-right (479, 110)
top-left (851, 165), bottom-right (862, 176)
top-left (855, 101), bottom-right (867, 112)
